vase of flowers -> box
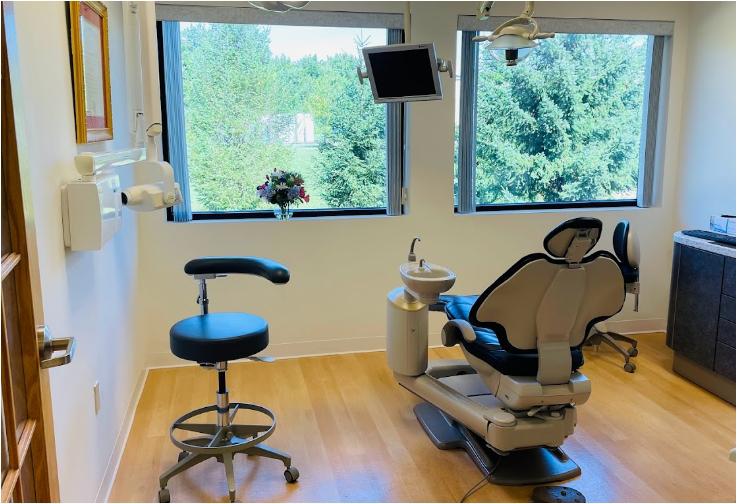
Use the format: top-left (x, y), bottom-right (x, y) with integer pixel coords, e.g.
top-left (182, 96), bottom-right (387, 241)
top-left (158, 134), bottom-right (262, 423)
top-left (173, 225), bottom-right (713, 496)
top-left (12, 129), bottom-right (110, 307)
top-left (256, 169), bottom-right (310, 220)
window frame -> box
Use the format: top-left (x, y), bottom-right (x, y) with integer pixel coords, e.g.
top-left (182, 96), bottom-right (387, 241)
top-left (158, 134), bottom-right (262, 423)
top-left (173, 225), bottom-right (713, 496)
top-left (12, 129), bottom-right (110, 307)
top-left (156, 8), bottom-right (406, 222)
top-left (455, 18), bottom-right (673, 213)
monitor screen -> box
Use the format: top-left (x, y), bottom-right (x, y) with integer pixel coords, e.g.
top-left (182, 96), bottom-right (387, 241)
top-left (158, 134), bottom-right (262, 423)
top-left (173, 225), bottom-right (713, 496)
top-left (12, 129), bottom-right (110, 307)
top-left (364, 45), bottom-right (441, 102)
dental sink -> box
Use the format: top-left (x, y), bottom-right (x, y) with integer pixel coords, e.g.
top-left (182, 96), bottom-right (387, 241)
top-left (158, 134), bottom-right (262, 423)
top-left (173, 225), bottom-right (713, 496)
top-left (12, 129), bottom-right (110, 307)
top-left (400, 262), bottom-right (456, 304)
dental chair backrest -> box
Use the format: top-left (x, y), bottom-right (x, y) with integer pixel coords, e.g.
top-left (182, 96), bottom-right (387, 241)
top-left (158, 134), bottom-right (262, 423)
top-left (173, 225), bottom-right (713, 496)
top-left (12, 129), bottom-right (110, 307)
top-left (469, 218), bottom-right (626, 385)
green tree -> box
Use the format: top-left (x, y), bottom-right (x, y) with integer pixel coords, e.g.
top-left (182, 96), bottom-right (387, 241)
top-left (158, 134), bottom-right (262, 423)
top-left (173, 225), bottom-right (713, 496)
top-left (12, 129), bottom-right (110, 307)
top-left (474, 34), bottom-right (647, 204)
top-left (310, 36), bottom-right (387, 208)
top-left (179, 23), bottom-right (386, 211)
top-left (180, 23), bottom-right (297, 211)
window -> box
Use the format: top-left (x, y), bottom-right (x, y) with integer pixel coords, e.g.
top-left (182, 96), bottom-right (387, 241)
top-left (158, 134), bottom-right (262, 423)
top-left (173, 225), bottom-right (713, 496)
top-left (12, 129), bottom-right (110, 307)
top-left (157, 6), bottom-right (405, 220)
top-left (455, 18), bottom-right (672, 212)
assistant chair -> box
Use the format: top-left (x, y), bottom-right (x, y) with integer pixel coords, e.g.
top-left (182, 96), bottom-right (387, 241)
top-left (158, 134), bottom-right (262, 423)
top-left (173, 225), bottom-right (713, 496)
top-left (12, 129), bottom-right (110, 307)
top-left (157, 257), bottom-right (299, 504)
top-left (585, 220), bottom-right (641, 372)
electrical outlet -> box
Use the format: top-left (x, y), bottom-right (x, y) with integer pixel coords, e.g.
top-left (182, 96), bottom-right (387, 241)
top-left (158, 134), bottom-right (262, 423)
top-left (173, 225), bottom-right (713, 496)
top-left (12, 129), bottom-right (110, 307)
top-left (93, 381), bottom-right (100, 414)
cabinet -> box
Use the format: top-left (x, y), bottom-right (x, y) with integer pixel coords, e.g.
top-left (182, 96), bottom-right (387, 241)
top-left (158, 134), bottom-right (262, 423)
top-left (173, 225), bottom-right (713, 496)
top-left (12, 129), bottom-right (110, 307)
top-left (667, 240), bottom-right (736, 401)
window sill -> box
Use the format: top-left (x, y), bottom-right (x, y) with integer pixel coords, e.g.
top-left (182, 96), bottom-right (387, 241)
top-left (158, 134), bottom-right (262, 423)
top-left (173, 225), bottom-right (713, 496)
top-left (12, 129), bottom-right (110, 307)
top-left (168, 208), bottom-right (394, 223)
top-left (454, 200), bottom-right (642, 216)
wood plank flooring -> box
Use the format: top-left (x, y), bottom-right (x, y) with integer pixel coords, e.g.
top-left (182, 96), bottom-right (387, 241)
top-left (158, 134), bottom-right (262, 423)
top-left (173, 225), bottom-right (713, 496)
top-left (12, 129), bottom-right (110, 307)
top-left (109, 334), bottom-right (736, 503)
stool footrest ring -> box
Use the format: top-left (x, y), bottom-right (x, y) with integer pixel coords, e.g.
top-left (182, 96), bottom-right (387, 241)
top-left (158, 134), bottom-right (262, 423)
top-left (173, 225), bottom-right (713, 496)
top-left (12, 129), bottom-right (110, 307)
top-left (169, 402), bottom-right (276, 455)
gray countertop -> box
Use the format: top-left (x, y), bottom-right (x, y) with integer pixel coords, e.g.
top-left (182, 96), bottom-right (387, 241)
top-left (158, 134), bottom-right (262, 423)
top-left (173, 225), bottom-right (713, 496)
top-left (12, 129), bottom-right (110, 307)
top-left (674, 231), bottom-right (736, 258)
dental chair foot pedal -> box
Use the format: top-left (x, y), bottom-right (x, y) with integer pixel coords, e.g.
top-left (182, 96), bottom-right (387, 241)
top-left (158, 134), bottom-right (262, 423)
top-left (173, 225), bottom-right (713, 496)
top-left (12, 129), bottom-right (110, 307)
top-left (414, 403), bottom-right (581, 486)
top-left (532, 486), bottom-right (585, 503)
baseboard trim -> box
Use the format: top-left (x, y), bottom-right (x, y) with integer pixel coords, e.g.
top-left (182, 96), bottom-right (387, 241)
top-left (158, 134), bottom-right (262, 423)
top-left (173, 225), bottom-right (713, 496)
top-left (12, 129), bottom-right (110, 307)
top-left (143, 319), bottom-right (665, 369)
top-left (96, 367), bottom-right (148, 503)
top-left (604, 318), bottom-right (665, 335)
top-left (144, 333), bottom-right (444, 369)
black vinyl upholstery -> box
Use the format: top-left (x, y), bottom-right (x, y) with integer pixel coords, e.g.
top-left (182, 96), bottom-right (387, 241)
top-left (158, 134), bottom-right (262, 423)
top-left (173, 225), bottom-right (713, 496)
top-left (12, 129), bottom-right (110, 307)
top-left (170, 313), bottom-right (269, 362)
top-left (184, 257), bottom-right (290, 284)
top-left (439, 296), bottom-right (584, 376)
top-left (613, 221), bottom-right (639, 283)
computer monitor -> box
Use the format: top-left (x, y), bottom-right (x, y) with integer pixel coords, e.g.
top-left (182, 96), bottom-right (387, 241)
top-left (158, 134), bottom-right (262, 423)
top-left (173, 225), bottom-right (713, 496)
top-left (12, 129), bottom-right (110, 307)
top-left (362, 43), bottom-right (443, 104)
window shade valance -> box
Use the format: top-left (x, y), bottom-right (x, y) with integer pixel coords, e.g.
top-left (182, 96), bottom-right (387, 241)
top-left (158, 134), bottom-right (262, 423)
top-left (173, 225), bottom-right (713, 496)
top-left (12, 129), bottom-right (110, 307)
top-left (457, 15), bottom-right (675, 36)
top-left (156, 3), bottom-right (405, 29)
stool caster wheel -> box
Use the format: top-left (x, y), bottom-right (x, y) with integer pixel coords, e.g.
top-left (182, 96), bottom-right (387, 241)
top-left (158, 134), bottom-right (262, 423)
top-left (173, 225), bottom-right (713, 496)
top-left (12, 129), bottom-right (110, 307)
top-left (178, 451), bottom-right (188, 463)
top-left (158, 488), bottom-right (170, 503)
top-left (624, 362), bottom-right (636, 373)
top-left (284, 466), bottom-right (299, 483)
top-left (628, 347), bottom-right (638, 357)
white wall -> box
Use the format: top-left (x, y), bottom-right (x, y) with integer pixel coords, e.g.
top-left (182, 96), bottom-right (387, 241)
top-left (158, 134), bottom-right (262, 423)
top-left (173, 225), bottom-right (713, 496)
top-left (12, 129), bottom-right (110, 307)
top-left (674, 1), bottom-right (736, 230)
top-left (137, 1), bottom-right (692, 367)
top-left (13, 2), bottom-right (144, 502)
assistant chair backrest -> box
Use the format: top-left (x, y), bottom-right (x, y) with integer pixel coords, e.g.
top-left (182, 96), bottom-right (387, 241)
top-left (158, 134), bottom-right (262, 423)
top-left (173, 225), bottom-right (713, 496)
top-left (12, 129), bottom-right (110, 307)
top-left (613, 220), bottom-right (640, 284)
top-left (469, 218), bottom-right (625, 385)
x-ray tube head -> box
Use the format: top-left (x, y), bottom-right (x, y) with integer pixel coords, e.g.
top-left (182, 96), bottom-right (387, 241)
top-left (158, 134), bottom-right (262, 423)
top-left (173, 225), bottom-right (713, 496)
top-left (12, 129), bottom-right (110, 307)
top-left (121, 182), bottom-right (182, 212)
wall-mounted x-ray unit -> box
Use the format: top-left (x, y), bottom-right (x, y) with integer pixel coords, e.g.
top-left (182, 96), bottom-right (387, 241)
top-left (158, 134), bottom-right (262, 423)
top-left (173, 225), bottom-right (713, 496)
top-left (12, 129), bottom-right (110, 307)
top-left (357, 43), bottom-right (453, 104)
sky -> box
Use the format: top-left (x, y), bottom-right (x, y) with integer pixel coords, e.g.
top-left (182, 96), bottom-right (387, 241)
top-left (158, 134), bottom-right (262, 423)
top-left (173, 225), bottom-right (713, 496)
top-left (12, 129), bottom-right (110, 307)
top-left (180, 23), bottom-right (386, 61)
top-left (267, 25), bottom-right (387, 61)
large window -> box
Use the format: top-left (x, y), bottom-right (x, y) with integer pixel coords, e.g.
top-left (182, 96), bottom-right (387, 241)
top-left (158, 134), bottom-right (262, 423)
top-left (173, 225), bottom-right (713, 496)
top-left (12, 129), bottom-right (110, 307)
top-left (158, 8), bottom-right (404, 220)
top-left (455, 19), bottom-right (672, 212)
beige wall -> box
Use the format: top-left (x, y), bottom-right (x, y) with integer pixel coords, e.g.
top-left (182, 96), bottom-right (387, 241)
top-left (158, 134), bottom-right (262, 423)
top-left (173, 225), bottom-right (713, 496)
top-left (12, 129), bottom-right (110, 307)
top-left (675, 1), bottom-right (736, 230)
top-left (136, 1), bottom-right (692, 367)
top-left (12, 2), bottom-right (143, 502)
top-left (9, 1), bottom-right (718, 500)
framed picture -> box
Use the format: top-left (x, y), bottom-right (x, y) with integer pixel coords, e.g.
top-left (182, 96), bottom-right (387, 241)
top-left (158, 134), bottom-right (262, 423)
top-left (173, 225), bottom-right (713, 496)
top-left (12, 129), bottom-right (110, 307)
top-left (68, 1), bottom-right (113, 143)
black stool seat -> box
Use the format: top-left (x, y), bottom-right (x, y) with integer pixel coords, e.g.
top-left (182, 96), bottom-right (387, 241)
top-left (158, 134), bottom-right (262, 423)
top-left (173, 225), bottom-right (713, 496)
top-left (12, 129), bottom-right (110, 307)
top-left (170, 313), bottom-right (269, 363)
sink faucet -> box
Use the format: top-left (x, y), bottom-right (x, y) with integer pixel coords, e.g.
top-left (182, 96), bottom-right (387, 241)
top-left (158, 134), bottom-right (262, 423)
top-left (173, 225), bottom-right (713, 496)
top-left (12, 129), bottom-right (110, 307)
top-left (419, 258), bottom-right (428, 269)
top-left (408, 237), bottom-right (421, 262)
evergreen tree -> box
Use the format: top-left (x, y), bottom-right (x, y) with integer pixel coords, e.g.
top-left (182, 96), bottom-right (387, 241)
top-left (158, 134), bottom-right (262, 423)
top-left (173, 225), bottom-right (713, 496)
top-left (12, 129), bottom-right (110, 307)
top-left (474, 34), bottom-right (647, 204)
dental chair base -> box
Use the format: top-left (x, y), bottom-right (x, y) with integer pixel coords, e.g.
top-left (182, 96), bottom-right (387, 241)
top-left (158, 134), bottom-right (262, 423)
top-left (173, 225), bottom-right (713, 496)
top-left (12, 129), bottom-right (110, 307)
top-left (396, 360), bottom-right (580, 484)
top-left (415, 403), bottom-right (580, 485)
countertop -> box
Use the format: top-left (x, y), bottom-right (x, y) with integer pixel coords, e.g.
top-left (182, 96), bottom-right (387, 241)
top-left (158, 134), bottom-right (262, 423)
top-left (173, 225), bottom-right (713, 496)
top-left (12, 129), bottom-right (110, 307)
top-left (674, 231), bottom-right (736, 258)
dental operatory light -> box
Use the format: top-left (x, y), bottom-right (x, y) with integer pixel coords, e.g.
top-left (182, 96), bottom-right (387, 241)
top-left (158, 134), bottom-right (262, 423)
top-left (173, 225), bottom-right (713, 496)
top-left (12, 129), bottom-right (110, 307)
top-left (473, 1), bottom-right (554, 66)
top-left (248, 1), bottom-right (309, 12)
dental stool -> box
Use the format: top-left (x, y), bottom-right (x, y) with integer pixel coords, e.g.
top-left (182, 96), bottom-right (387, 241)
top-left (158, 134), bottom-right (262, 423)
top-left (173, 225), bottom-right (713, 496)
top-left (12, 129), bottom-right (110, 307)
top-left (157, 257), bottom-right (299, 504)
top-left (586, 220), bottom-right (642, 372)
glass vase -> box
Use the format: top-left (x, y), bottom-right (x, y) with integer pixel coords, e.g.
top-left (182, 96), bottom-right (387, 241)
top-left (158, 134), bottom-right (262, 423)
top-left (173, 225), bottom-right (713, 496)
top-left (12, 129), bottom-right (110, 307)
top-left (274, 205), bottom-right (293, 220)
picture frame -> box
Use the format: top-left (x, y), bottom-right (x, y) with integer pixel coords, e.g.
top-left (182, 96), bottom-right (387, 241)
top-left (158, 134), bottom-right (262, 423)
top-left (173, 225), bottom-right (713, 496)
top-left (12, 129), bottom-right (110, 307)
top-left (68, 1), bottom-right (113, 143)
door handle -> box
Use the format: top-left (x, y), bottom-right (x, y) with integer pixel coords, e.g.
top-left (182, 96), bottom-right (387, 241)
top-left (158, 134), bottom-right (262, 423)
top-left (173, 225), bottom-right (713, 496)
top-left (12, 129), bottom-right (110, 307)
top-left (36, 325), bottom-right (76, 369)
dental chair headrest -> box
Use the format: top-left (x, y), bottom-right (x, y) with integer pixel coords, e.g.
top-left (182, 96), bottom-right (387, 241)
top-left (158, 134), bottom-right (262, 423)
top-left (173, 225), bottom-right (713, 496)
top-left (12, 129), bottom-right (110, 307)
top-left (543, 217), bottom-right (603, 263)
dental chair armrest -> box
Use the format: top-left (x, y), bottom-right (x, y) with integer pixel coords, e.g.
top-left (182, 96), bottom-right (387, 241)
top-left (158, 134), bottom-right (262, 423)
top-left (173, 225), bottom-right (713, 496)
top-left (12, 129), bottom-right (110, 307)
top-left (429, 295), bottom-right (455, 312)
top-left (441, 319), bottom-right (477, 347)
top-left (184, 257), bottom-right (290, 284)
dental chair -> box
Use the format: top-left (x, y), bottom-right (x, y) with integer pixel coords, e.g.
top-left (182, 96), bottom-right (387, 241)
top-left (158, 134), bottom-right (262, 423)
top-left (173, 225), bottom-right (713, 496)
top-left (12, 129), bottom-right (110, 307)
top-left (386, 218), bottom-right (626, 488)
top-left (157, 257), bottom-right (299, 503)
top-left (585, 220), bottom-right (641, 372)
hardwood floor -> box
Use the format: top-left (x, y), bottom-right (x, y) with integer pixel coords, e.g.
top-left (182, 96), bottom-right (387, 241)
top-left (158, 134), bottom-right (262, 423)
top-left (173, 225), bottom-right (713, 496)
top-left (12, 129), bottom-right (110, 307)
top-left (109, 334), bottom-right (736, 503)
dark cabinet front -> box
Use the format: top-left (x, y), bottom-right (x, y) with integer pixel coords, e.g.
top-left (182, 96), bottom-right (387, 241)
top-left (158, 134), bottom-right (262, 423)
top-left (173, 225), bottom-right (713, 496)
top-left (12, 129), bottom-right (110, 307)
top-left (668, 243), bottom-right (735, 380)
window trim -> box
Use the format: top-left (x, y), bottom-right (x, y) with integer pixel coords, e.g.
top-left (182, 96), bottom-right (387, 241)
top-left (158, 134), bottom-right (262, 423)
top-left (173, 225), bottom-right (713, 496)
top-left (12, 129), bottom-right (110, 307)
top-left (158, 17), bottom-right (405, 222)
top-left (461, 200), bottom-right (637, 214)
top-left (456, 21), bottom-right (672, 213)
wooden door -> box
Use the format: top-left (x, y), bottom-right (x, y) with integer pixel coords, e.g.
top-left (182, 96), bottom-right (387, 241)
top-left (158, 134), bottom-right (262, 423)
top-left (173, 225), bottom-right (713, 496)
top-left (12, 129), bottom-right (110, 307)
top-left (1, 3), bottom-right (61, 502)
